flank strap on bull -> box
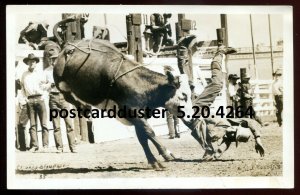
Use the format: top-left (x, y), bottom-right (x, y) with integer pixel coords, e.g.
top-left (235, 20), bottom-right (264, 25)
top-left (67, 40), bottom-right (146, 84)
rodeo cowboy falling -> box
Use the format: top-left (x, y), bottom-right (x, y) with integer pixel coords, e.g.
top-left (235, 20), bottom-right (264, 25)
top-left (15, 13), bottom-right (265, 163)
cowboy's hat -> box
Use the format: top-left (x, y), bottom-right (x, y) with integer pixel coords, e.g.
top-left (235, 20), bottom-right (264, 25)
top-left (228, 74), bottom-right (240, 80)
top-left (163, 13), bottom-right (172, 18)
top-left (235, 125), bottom-right (251, 147)
top-left (23, 53), bottom-right (40, 65)
top-left (241, 71), bottom-right (251, 79)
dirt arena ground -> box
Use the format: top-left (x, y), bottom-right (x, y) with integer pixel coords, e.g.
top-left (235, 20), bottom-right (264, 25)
top-left (15, 123), bottom-right (282, 179)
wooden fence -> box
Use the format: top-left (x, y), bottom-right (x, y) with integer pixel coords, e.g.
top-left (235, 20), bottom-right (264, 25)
top-left (250, 79), bottom-right (276, 117)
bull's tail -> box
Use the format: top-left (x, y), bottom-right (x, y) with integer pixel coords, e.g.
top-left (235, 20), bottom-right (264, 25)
top-left (53, 18), bottom-right (76, 47)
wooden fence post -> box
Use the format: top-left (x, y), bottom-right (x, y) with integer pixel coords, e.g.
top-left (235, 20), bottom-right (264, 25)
top-left (126, 15), bottom-right (135, 55)
top-left (131, 14), bottom-right (143, 63)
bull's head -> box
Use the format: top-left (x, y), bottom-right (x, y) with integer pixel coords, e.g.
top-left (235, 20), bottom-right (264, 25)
top-left (164, 72), bottom-right (194, 122)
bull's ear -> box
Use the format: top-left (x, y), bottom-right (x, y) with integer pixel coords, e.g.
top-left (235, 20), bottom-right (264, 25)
top-left (166, 70), bottom-right (175, 83)
top-left (166, 71), bottom-right (180, 88)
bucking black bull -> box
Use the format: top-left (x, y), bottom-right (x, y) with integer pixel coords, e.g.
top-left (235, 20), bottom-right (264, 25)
top-left (48, 19), bottom-right (195, 169)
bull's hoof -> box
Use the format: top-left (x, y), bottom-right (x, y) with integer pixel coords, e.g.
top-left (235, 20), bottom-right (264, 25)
top-left (161, 149), bottom-right (176, 161)
top-left (201, 150), bottom-right (216, 162)
top-left (150, 162), bottom-right (166, 170)
top-left (201, 154), bottom-right (217, 162)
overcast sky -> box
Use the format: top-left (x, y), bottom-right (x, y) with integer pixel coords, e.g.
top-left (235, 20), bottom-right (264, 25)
top-left (15, 13), bottom-right (283, 48)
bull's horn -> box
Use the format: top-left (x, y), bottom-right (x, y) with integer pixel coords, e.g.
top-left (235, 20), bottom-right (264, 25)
top-left (53, 18), bottom-right (76, 46)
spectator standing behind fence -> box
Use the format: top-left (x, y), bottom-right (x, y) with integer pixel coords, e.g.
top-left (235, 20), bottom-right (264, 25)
top-left (15, 61), bottom-right (30, 151)
top-left (43, 51), bottom-right (77, 153)
top-left (18, 21), bottom-right (49, 50)
top-left (162, 13), bottom-right (174, 47)
top-left (239, 71), bottom-right (254, 118)
top-left (166, 111), bottom-right (180, 139)
top-left (228, 74), bottom-right (240, 110)
top-left (20, 54), bottom-right (49, 152)
top-left (163, 65), bottom-right (180, 139)
top-left (272, 68), bottom-right (283, 126)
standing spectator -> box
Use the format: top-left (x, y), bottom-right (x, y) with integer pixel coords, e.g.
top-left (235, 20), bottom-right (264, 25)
top-left (166, 111), bottom-right (180, 139)
top-left (272, 68), bottom-right (283, 126)
top-left (228, 74), bottom-right (240, 110)
top-left (43, 51), bottom-right (77, 153)
top-left (16, 61), bottom-right (30, 151)
top-left (20, 54), bottom-right (49, 152)
top-left (73, 104), bottom-right (89, 144)
top-left (163, 65), bottom-right (180, 139)
top-left (239, 71), bottom-right (253, 117)
top-left (18, 21), bottom-right (49, 50)
top-left (162, 13), bottom-right (174, 47)
top-left (15, 61), bottom-right (30, 151)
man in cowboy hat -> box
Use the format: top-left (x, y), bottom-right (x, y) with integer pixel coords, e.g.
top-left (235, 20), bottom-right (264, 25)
top-left (228, 74), bottom-right (240, 110)
top-left (239, 70), bottom-right (254, 117)
top-left (20, 53), bottom-right (49, 152)
top-left (272, 68), bottom-right (283, 126)
top-left (43, 48), bottom-right (77, 153)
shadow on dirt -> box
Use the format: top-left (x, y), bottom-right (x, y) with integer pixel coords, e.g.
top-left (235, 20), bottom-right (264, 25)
top-left (172, 158), bottom-right (243, 163)
top-left (16, 166), bottom-right (152, 175)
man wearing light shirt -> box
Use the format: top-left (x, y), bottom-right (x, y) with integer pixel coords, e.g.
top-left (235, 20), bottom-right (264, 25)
top-left (43, 54), bottom-right (77, 153)
top-left (272, 68), bottom-right (283, 126)
top-left (20, 53), bottom-right (49, 152)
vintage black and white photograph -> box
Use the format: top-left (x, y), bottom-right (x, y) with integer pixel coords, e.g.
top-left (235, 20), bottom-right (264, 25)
top-left (7, 5), bottom-right (293, 189)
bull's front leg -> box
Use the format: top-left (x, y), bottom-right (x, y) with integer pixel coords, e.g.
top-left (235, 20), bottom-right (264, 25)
top-left (137, 118), bottom-right (176, 161)
top-left (130, 118), bottom-right (174, 169)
